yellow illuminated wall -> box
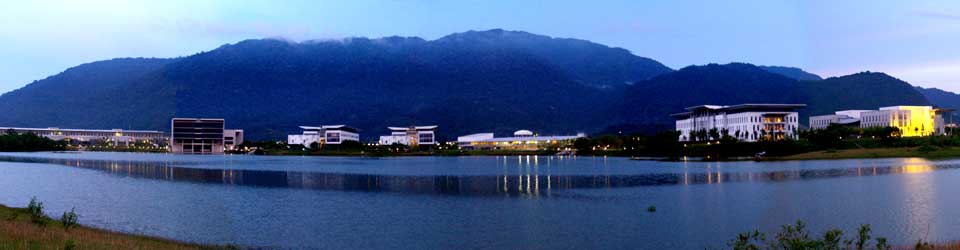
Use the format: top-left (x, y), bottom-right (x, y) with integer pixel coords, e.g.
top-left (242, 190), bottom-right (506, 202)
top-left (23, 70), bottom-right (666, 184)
top-left (885, 106), bottom-right (936, 137)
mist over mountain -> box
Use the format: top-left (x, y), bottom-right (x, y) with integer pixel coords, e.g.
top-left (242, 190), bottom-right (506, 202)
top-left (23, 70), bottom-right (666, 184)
top-left (434, 29), bottom-right (673, 88)
top-left (0, 30), bottom-right (942, 139)
top-left (0, 30), bottom-right (666, 139)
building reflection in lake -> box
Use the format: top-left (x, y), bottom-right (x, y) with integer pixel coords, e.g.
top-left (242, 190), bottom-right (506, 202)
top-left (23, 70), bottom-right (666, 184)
top-left (0, 155), bottom-right (953, 197)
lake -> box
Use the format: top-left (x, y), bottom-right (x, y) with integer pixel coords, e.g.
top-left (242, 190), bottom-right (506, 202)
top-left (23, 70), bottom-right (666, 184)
top-left (1, 152), bottom-right (959, 249)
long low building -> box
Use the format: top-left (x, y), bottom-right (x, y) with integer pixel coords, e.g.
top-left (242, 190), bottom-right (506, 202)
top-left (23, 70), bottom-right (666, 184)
top-left (0, 127), bottom-right (166, 147)
top-left (672, 103), bottom-right (805, 142)
top-left (457, 130), bottom-right (586, 151)
top-left (288, 125), bottom-right (360, 148)
top-left (810, 106), bottom-right (949, 136)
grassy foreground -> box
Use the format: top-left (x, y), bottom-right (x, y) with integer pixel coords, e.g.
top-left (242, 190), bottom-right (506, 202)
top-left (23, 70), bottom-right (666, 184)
top-left (0, 204), bottom-right (231, 250)
top-left (771, 146), bottom-right (960, 161)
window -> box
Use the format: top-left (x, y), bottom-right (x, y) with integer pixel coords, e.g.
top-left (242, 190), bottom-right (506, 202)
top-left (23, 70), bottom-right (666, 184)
top-left (326, 132), bottom-right (340, 143)
top-left (419, 133), bottom-right (434, 143)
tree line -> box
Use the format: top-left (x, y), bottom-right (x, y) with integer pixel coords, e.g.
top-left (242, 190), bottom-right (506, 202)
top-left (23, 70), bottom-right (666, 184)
top-left (0, 130), bottom-right (67, 152)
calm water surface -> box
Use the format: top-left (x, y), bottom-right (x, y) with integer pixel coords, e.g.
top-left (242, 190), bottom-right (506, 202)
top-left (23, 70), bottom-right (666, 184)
top-left (1, 152), bottom-right (959, 249)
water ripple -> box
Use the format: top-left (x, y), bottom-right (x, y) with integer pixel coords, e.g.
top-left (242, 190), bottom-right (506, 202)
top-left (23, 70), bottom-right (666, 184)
top-left (0, 155), bottom-right (956, 197)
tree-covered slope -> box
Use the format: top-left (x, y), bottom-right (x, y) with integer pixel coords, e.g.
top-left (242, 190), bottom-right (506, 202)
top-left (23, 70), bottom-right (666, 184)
top-left (800, 72), bottom-right (930, 117)
top-left (759, 66), bottom-right (823, 81)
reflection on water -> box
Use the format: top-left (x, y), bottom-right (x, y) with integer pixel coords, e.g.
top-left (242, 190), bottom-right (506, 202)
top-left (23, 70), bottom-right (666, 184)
top-left (0, 155), bottom-right (956, 197)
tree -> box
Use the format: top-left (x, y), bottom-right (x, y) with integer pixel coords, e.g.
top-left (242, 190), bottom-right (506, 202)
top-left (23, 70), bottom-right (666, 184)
top-left (708, 128), bottom-right (720, 141)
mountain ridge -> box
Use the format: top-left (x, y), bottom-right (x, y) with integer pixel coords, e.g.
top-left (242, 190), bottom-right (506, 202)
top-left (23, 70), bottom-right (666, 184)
top-left (759, 65), bottom-right (822, 81)
top-left (0, 30), bottom-right (941, 139)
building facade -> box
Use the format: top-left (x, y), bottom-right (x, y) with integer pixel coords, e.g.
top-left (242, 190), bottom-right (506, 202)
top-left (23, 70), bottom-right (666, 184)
top-left (287, 125), bottom-right (360, 148)
top-left (810, 106), bottom-right (947, 136)
top-left (0, 127), bottom-right (165, 148)
top-left (170, 118), bottom-right (226, 154)
top-left (809, 110), bottom-right (872, 130)
top-left (379, 126), bottom-right (437, 146)
top-left (223, 129), bottom-right (244, 151)
top-left (457, 130), bottom-right (585, 151)
top-left (672, 104), bottom-right (805, 142)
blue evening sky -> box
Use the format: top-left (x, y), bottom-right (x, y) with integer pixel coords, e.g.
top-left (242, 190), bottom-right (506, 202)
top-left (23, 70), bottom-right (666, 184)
top-left (1, 0), bottom-right (959, 93)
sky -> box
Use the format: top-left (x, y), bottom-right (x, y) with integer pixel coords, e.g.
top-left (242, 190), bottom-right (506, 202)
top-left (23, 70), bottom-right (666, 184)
top-left (1, 0), bottom-right (959, 93)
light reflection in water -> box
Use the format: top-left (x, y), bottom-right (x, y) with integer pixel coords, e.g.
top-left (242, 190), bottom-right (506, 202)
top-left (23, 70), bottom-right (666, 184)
top-left (901, 158), bottom-right (935, 174)
top-left (900, 158), bottom-right (937, 237)
top-left (0, 156), bottom-right (956, 197)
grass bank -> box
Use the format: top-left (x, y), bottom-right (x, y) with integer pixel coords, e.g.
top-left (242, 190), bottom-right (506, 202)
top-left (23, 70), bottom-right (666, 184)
top-left (0, 204), bottom-right (232, 250)
top-left (771, 146), bottom-right (960, 161)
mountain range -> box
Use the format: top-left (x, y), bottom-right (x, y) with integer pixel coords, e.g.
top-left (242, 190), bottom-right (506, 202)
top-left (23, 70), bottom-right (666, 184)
top-left (0, 29), bottom-right (957, 140)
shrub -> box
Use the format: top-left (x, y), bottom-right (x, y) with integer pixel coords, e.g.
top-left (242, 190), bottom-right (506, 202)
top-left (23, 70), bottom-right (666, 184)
top-left (647, 205), bottom-right (656, 213)
top-left (64, 239), bottom-right (76, 250)
top-left (60, 207), bottom-right (79, 230)
top-left (731, 230), bottom-right (764, 250)
top-left (27, 196), bottom-right (45, 225)
top-left (918, 145), bottom-right (938, 153)
top-left (729, 221), bottom-right (895, 250)
top-left (915, 239), bottom-right (933, 250)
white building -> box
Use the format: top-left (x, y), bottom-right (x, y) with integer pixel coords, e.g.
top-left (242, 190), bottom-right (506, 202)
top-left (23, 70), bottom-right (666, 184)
top-left (287, 125), bottom-right (360, 148)
top-left (672, 104), bottom-right (805, 142)
top-left (224, 129), bottom-right (244, 151)
top-left (0, 127), bottom-right (165, 147)
top-left (379, 125), bottom-right (437, 146)
top-left (809, 110), bottom-right (872, 130)
top-left (810, 106), bottom-right (947, 137)
top-left (457, 130), bottom-right (586, 150)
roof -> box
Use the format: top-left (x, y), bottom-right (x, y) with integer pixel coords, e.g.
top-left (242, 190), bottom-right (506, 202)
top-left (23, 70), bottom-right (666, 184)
top-left (171, 118), bottom-right (224, 121)
top-left (388, 125), bottom-right (438, 131)
top-left (460, 134), bottom-right (585, 143)
top-left (0, 127), bottom-right (164, 134)
top-left (299, 125), bottom-right (360, 132)
top-left (689, 103), bottom-right (807, 112)
top-left (513, 130), bottom-right (534, 136)
top-left (672, 103), bottom-right (807, 118)
top-left (879, 105), bottom-right (934, 110)
top-left (836, 118), bottom-right (861, 125)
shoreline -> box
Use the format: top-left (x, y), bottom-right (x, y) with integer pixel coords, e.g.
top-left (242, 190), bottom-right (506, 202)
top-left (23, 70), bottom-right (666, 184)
top-left (15, 146), bottom-right (960, 163)
top-left (0, 204), bottom-right (233, 250)
top-left (764, 146), bottom-right (960, 161)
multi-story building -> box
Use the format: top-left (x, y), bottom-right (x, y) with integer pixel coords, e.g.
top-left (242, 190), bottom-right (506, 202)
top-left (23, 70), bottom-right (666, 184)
top-left (170, 118), bottom-right (226, 154)
top-left (379, 126), bottom-right (437, 146)
top-left (0, 127), bottom-right (165, 148)
top-left (672, 104), bottom-right (805, 142)
top-left (810, 106), bottom-right (947, 136)
top-left (457, 130), bottom-right (585, 150)
top-left (223, 129), bottom-right (244, 151)
top-left (287, 125), bottom-right (360, 148)
top-left (809, 110), bottom-right (872, 130)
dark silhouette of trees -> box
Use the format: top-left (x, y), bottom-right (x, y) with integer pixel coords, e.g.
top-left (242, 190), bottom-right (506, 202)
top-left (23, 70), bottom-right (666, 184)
top-left (0, 131), bottom-right (66, 152)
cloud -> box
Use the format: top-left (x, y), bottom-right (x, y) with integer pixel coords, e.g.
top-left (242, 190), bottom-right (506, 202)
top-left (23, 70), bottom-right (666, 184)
top-left (910, 10), bottom-right (960, 21)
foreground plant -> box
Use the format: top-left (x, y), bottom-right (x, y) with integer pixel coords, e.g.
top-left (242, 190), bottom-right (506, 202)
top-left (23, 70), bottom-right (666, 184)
top-left (27, 196), bottom-right (45, 225)
top-left (730, 221), bottom-right (891, 250)
top-left (60, 207), bottom-right (78, 230)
